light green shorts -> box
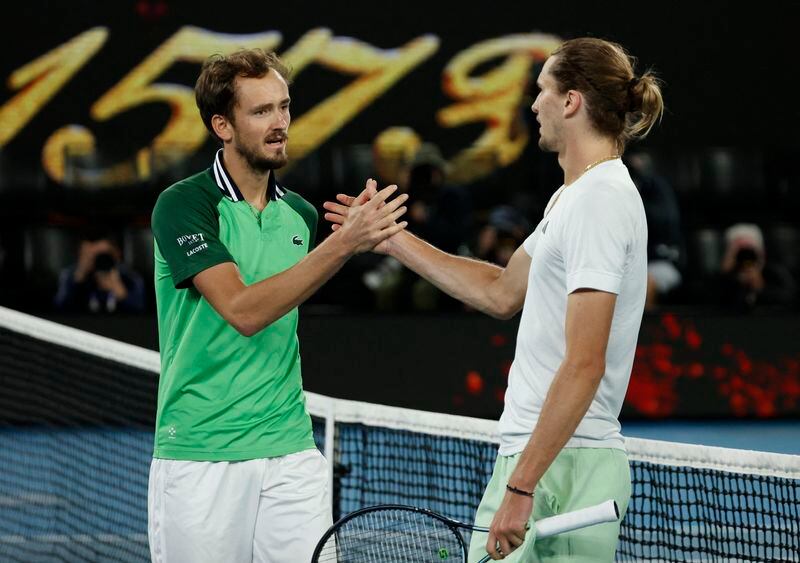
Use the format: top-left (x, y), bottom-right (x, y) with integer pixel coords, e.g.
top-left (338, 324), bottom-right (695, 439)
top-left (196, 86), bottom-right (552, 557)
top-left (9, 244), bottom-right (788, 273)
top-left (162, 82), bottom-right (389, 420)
top-left (467, 448), bottom-right (631, 563)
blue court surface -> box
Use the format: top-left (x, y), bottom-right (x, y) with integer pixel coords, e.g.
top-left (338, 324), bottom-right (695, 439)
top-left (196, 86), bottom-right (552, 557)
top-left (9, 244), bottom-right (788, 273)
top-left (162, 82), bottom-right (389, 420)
top-left (621, 419), bottom-right (800, 455)
top-left (0, 423), bottom-right (797, 562)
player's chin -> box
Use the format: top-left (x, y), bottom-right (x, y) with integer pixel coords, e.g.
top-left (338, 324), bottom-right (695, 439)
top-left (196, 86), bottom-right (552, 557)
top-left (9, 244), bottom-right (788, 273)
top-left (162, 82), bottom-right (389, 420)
top-left (264, 150), bottom-right (289, 169)
top-left (274, 155), bottom-right (289, 169)
top-left (538, 136), bottom-right (555, 152)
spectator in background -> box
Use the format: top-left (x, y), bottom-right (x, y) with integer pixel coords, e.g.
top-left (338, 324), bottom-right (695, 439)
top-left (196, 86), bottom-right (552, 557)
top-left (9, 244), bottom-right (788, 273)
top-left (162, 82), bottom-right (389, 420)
top-left (54, 233), bottom-right (145, 313)
top-left (717, 223), bottom-right (796, 310)
top-left (364, 143), bottom-right (472, 311)
top-left (627, 152), bottom-right (683, 310)
top-left (474, 206), bottom-right (532, 267)
top-left (404, 143), bottom-right (471, 254)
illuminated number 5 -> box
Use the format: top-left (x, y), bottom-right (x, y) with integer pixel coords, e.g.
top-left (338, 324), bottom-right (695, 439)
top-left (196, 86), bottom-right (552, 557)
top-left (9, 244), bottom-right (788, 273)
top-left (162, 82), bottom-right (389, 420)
top-left (42, 27), bottom-right (281, 186)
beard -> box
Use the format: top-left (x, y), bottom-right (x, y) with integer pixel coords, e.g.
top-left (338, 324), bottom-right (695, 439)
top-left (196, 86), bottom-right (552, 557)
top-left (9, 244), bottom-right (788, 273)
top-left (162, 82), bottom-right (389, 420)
top-left (235, 134), bottom-right (289, 173)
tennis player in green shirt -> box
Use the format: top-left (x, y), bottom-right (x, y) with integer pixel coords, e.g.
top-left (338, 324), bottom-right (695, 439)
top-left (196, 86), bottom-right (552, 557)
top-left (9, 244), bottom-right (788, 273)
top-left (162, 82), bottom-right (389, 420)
top-left (147, 49), bottom-right (408, 563)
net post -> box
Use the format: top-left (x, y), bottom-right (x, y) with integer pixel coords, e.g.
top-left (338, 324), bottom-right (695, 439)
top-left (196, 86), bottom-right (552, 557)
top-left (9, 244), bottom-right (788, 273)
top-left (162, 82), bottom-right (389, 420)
top-left (324, 397), bottom-right (336, 511)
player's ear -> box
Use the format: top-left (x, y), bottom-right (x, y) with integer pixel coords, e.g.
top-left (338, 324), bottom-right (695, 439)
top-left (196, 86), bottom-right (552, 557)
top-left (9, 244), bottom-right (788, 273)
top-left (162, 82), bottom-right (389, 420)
top-left (563, 90), bottom-right (581, 118)
top-left (212, 114), bottom-right (233, 142)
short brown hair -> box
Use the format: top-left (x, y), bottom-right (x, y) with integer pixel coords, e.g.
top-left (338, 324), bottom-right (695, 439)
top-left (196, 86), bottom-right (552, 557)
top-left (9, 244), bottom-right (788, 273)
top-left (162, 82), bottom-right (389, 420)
top-left (549, 38), bottom-right (664, 151)
top-left (195, 49), bottom-right (291, 141)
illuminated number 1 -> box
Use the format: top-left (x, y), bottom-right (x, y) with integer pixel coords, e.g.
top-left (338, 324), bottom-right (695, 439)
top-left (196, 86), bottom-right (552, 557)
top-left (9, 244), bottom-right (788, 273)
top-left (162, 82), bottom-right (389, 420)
top-left (0, 28), bottom-right (108, 148)
top-left (42, 26), bottom-right (281, 186)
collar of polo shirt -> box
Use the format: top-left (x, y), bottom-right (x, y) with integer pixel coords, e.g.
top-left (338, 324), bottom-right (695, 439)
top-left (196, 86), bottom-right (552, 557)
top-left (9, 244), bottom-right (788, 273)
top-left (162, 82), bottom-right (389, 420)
top-left (211, 148), bottom-right (286, 203)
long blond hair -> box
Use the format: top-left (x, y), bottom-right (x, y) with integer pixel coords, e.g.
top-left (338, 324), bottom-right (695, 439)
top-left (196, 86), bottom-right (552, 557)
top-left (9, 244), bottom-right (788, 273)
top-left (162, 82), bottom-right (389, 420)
top-left (550, 38), bottom-right (664, 151)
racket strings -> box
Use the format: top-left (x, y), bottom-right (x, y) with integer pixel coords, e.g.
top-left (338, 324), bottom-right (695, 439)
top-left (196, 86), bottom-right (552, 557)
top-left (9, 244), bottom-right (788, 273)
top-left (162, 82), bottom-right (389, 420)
top-left (316, 508), bottom-right (464, 562)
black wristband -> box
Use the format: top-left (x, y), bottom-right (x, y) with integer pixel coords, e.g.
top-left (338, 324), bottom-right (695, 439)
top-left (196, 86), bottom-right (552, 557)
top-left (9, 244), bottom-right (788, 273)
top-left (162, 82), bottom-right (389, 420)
top-left (506, 484), bottom-right (535, 497)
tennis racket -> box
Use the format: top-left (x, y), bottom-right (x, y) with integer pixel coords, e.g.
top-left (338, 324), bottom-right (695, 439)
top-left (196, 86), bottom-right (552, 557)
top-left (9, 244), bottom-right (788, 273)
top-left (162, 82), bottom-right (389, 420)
top-left (312, 499), bottom-right (619, 562)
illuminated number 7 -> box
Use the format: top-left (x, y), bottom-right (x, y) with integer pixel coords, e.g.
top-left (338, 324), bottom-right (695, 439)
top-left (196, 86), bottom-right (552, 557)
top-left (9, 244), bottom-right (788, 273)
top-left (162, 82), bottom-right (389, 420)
top-left (289, 34), bottom-right (439, 161)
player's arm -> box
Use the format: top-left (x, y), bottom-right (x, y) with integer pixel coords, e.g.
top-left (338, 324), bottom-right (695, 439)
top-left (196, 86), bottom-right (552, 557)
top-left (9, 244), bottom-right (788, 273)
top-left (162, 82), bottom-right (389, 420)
top-left (485, 288), bottom-right (616, 557)
top-left (155, 183), bottom-right (407, 337)
top-left (198, 186), bottom-right (406, 336)
top-left (323, 191), bottom-right (529, 319)
top-left (386, 230), bottom-right (529, 319)
top-left (192, 235), bottom-right (360, 336)
top-left (509, 288), bottom-right (615, 489)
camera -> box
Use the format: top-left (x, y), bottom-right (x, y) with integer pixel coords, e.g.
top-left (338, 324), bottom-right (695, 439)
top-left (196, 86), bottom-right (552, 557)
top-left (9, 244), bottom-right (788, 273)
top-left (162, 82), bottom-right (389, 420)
top-left (94, 252), bottom-right (117, 272)
top-left (734, 247), bottom-right (758, 269)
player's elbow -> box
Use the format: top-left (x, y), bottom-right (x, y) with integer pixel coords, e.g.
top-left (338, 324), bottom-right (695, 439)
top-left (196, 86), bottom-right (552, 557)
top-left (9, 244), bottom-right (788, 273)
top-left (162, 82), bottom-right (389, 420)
top-left (492, 302), bottom-right (519, 320)
top-left (488, 293), bottom-right (522, 320)
top-left (483, 273), bottom-right (523, 319)
top-left (563, 355), bottom-right (606, 381)
top-left (230, 318), bottom-right (258, 337)
top-left (227, 310), bottom-right (265, 337)
top-left (230, 309), bottom-right (283, 337)
top-left (236, 324), bottom-right (258, 338)
top-left (222, 291), bottom-right (277, 336)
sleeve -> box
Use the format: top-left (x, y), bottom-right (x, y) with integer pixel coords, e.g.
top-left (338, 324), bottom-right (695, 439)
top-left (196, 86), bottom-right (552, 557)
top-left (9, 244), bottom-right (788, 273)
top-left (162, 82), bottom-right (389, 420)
top-left (522, 229), bottom-right (540, 257)
top-left (151, 186), bottom-right (235, 289)
top-left (562, 188), bottom-right (632, 295)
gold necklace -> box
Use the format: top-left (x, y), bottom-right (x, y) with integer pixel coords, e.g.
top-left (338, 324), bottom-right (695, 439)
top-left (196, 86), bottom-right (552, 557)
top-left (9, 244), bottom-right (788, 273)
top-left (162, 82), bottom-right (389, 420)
top-left (581, 154), bottom-right (620, 177)
top-left (545, 155), bottom-right (620, 217)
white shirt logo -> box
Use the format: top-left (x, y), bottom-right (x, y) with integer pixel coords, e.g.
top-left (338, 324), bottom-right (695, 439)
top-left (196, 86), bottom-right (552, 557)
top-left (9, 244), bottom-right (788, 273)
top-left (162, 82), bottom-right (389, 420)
top-left (177, 234), bottom-right (208, 257)
top-left (176, 233), bottom-right (205, 247)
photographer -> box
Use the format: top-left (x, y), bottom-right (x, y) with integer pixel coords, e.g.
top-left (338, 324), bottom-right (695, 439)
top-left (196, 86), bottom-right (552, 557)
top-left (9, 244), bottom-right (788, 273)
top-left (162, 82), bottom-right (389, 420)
top-left (54, 234), bottom-right (145, 313)
top-left (716, 224), bottom-right (796, 311)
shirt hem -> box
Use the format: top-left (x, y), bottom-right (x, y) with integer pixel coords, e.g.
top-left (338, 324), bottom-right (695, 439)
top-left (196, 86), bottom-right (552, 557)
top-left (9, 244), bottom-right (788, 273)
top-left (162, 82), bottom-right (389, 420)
top-left (566, 270), bottom-right (622, 295)
top-left (498, 436), bottom-right (626, 457)
top-left (153, 439), bottom-right (317, 461)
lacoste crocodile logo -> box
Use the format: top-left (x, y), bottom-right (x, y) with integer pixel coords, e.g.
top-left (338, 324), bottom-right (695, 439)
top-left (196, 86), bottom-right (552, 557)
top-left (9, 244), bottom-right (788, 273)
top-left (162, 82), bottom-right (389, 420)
top-left (292, 235), bottom-right (303, 246)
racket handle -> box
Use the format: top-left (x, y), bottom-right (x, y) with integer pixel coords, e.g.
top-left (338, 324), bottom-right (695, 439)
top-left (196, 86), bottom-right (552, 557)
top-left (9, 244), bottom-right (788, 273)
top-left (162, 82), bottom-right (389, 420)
top-left (476, 499), bottom-right (619, 562)
top-left (535, 499), bottom-right (619, 539)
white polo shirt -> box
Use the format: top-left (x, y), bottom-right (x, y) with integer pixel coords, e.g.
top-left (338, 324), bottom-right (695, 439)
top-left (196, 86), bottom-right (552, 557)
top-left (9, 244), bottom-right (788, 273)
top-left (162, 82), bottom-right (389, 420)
top-left (497, 158), bottom-right (647, 455)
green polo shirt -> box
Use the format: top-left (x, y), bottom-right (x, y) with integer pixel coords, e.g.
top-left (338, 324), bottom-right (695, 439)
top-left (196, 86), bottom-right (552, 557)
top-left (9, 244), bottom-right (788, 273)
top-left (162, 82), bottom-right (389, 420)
top-left (151, 149), bottom-right (318, 461)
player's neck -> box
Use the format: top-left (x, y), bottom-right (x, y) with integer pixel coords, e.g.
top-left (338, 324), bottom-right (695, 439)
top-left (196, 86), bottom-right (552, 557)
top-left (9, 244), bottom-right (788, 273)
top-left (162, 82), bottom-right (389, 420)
top-left (222, 149), bottom-right (270, 211)
top-left (558, 134), bottom-right (619, 186)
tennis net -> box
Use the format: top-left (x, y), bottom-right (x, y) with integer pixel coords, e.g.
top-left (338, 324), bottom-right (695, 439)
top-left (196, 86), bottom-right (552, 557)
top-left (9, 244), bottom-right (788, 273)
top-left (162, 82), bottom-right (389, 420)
top-left (1, 306), bottom-right (798, 562)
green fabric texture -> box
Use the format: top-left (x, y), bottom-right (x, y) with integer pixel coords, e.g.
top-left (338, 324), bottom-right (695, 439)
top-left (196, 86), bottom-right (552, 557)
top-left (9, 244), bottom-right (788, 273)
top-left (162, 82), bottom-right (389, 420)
top-left (151, 169), bottom-right (318, 461)
top-left (468, 448), bottom-right (631, 562)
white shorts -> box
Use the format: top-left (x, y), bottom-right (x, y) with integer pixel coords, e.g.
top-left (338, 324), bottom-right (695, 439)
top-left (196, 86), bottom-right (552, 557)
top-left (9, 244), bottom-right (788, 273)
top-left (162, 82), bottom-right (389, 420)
top-left (148, 449), bottom-right (331, 563)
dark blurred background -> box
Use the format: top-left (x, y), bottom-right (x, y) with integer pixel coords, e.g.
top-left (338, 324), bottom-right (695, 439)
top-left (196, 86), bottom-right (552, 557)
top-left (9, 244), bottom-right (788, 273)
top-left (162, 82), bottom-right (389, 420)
top-left (1, 1), bottom-right (798, 426)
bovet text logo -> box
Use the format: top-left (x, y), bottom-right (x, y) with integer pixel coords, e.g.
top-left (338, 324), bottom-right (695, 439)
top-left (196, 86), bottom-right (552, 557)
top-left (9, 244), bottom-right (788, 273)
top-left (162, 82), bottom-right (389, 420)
top-left (177, 233), bottom-right (208, 257)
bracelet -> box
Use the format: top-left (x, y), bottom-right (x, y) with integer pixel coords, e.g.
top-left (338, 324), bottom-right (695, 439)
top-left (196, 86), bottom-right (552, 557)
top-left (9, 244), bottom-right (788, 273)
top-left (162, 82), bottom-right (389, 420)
top-left (506, 484), bottom-right (535, 497)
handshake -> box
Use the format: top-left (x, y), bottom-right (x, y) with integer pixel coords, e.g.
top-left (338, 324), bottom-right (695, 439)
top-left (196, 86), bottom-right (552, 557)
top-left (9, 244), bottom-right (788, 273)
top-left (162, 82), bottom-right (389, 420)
top-left (322, 178), bottom-right (409, 256)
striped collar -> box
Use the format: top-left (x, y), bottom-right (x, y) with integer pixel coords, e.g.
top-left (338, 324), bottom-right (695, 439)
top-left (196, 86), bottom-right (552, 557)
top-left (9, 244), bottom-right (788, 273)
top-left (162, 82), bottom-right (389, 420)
top-left (211, 148), bottom-right (285, 202)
